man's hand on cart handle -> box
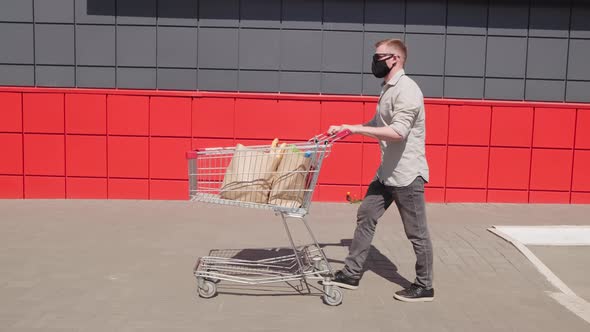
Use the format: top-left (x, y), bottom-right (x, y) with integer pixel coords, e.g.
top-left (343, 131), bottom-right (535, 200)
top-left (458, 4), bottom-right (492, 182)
top-left (328, 124), bottom-right (359, 135)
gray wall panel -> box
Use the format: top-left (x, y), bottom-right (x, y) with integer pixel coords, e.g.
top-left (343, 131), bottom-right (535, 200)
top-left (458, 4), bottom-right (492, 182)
top-left (281, 0), bottom-right (322, 30)
top-left (529, 0), bottom-right (570, 38)
top-left (525, 80), bottom-right (565, 101)
top-left (322, 73), bottom-right (362, 95)
top-left (35, 65), bottom-right (75, 87)
top-left (117, 67), bottom-right (156, 89)
top-left (486, 37), bottom-right (527, 78)
top-left (281, 30), bottom-right (322, 71)
top-left (157, 0), bottom-right (197, 26)
top-left (447, 0), bottom-right (488, 35)
top-left (76, 25), bottom-right (116, 66)
top-left (527, 38), bottom-right (568, 80)
top-left (75, 0), bottom-right (115, 24)
top-left (240, 0), bottom-right (281, 28)
top-left (363, 32), bottom-right (404, 73)
top-left (117, 0), bottom-right (156, 25)
top-left (34, 0), bottom-right (73, 23)
top-left (116, 26), bottom-right (156, 67)
top-left (322, 31), bottom-right (363, 73)
top-left (405, 34), bottom-right (445, 76)
top-left (445, 35), bottom-right (486, 77)
top-left (571, 2), bottom-right (590, 38)
top-left (199, 0), bottom-right (239, 27)
top-left (444, 77), bottom-right (484, 99)
top-left (76, 67), bottom-right (116, 88)
top-left (0, 0), bottom-right (33, 22)
top-left (280, 71), bottom-right (321, 93)
top-left (239, 29), bottom-right (280, 70)
top-left (323, 0), bottom-right (363, 31)
top-left (35, 24), bottom-right (74, 65)
top-left (411, 75), bottom-right (444, 98)
top-left (364, 0), bottom-right (405, 32)
top-left (567, 39), bottom-right (590, 81)
top-left (0, 65), bottom-right (34, 86)
top-left (566, 81), bottom-right (590, 103)
top-left (363, 74), bottom-right (383, 96)
top-left (157, 68), bottom-right (197, 90)
top-left (0, 23), bottom-right (34, 64)
top-left (198, 28), bottom-right (238, 69)
top-left (488, 0), bottom-right (529, 36)
top-left (406, 0), bottom-right (446, 34)
top-left (198, 69), bottom-right (238, 91)
top-left (485, 78), bottom-right (525, 100)
top-left (239, 70), bottom-right (279, 92)
top-left (157, 27), bottom-right (197, 68)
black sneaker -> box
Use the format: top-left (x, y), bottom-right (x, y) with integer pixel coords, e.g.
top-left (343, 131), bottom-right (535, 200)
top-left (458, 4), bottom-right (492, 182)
top-left (326, 270), bottom-right (359, 290)
top-left (393, 284), bottom-right (434, 302)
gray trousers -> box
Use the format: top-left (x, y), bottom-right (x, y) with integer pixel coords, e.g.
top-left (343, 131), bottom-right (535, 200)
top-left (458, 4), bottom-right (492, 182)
top-left (343, 176), bottom-right (434, 289)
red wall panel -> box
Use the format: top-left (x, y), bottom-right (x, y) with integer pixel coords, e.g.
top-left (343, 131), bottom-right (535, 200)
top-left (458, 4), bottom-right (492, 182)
top-left (24, 176), bottom-right (65, 198)
top-left (530, 149), bottom-right (573, 191)
top-left (193, 97), bottom-right (235, 138)
top-left (149, 137), bottom-right (191, 180)
top-left (108, 178), bottom-right (149, 199)
top-left (533, 108), bottom-right (576, 149)
top-left (361, 143), bottom-right (380, 185)
top-left (488, 147), bottom-right (530, 190)
top-left (572, 150), bottom-right (590, 192)
top-left (23, 93), bottom-right (64, 133)
top-left (150, 180), bottom-right (188, 200)
top-left (0, 175), bottom-right (23, 198)
top-left (65, 94), bottom-right (106, 134)
top-left (446, 146), bottom-right (488, 188)
top-left (425, 104), bottom-right (449, 145)
top-left (107, 95), bottom-right (149, 135)
top-left (571, 192), bottom-right (590, 204)
top-left (24, 134), bottom-right (65, 176)
top-left (0, 92), bottom-right (22, 132)
top-left (0, 133), bottom-right (23, 174)
top-left (445, 188), bottom-right (487, 203)
top-left (576, 109), bottom-right (590, 149)
top-left (425, 145), bottom-right (446, 187)
top-left (487, 190), bottom-right (529, 203)
top-left (425, 187), bottom-right (445, 202)
top-left (319, 184), bottom-right (361, 202)
top-left (320, 101), bottom-right (363, 143)
top-left (490, 107), bottom-right (533, 147)
top-left (529, 191), bottom-right (570, 204)
top-left (67, 177), bottom-right (107, 199)
top-left (448, 105), bottom-right (491, 146)
top-left (66, 135), bottom-right (107, 177)
top-left (319, 143), bottom-right (362, 185)
top-left (107, 136), bottom-right (149, 178)
top-left (235, 98), bottom-right (280, 139)
top-left (276, 100), bottom-right (321, 140)
top-left (150, 97), bottom-right (191, 137)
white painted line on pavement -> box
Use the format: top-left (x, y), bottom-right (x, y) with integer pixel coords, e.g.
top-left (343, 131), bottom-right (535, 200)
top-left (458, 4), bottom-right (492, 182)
top-left (492, 226), bottom-right (590, 246)
top-left (488, 226), bottom-right (590, 325)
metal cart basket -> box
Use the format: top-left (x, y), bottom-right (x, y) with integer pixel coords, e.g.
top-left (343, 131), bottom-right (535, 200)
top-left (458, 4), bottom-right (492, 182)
top-left (186, 130), bottom-right (351, 306)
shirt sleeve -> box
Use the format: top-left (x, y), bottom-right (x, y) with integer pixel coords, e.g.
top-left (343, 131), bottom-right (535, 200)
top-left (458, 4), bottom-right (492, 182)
top-left (388, 88), bottom-right (422, 140)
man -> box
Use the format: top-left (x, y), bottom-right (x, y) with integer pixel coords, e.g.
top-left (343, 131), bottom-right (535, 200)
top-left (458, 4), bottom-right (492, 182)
top-left (326, 39), bottom-right (434, 302)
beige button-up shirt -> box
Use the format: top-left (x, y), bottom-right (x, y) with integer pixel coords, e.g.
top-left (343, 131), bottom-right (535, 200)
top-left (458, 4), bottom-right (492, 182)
top-left (366, 69), bottom-right (429, 187)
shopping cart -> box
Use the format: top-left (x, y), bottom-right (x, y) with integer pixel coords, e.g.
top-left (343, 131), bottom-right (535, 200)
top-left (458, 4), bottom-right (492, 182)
top-left (186, 129), bottom-right (351, 306)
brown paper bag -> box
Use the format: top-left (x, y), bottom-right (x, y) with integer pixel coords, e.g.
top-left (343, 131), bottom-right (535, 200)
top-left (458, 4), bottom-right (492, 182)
top-left (219, 141), bottom-right (284, 204)
top-left (268, 147), bottom-right (313, 209)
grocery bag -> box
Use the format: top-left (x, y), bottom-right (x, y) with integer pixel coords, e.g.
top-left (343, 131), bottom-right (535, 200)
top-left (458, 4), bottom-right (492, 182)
top-left (268, 145), bottom-right (313, 208)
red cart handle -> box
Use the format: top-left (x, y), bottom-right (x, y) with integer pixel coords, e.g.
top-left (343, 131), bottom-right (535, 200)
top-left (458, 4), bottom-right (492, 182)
top-left (311, 129), bottom-right (352, 144)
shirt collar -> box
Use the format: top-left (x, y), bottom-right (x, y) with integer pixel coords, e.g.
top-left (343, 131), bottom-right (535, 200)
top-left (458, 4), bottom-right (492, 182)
top-left (384, 69), bottom-right (405, 87)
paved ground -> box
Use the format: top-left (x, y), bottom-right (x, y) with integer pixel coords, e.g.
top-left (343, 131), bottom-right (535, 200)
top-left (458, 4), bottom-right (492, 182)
top-left (530, 246), bottom-right (590, 303)
top-left (1, 200), bottom-right (590, 332)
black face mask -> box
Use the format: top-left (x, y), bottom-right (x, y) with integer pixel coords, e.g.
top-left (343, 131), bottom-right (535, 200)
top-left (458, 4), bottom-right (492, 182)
top-left (371, 55), bottom-right (395, 78)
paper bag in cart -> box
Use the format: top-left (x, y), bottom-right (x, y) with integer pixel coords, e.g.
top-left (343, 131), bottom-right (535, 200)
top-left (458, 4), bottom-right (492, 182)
top-left (268, 146), bottom-right (313, 209)
top-left (219, 140), bottom-right (284, 204)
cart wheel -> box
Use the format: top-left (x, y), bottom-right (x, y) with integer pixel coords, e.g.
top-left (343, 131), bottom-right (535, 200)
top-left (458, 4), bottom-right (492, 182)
top-left (313, 259), bottom-right (329, 273)
top-left (322, 287), bottom-right (343, 306)
top-left (198, 280), bottom-right (217, 299)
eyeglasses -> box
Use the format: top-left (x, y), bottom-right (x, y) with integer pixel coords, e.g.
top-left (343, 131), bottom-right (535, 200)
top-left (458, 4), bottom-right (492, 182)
top-left (373, 53), bottom-right (396, 62)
